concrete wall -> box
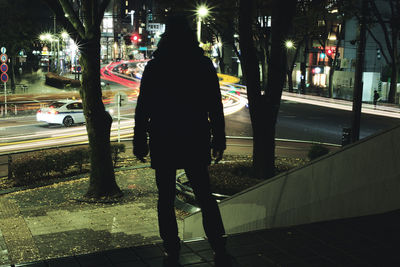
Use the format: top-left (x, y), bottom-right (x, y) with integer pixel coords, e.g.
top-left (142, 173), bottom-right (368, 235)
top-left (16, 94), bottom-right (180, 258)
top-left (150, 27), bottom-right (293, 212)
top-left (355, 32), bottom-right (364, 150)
top-left (183, 125), bottom-right (400, 240)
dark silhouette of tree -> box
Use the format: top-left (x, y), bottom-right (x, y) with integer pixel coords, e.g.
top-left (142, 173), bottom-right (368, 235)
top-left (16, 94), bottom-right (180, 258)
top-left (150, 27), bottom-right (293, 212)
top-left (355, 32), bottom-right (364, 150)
top-left (343, 0), bottom-right (400, 103)
top-left (42, 0), bottom-right (122, 199)
top-left (351, 0), bottom-right (367, 142)
top-left (367, 0), bottom-right (400, 103)
top-left (239, 0), bottom-right (296, 179)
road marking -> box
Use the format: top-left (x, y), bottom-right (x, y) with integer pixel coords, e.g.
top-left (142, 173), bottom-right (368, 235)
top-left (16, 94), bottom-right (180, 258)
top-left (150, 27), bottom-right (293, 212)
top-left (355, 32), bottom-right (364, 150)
top-left (0, 126), bottom-right (133, 147)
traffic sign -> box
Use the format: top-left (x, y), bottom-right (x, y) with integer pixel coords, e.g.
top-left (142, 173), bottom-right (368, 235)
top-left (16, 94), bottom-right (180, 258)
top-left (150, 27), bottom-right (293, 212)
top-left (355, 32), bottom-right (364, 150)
top-left (1, 73), bottom-right (8, 83)
top-left (0, 54), bottom-right (7, 63)
top-left (0, 47), bottom-right (5, 54)
top-left (0, 63), bottom-right (7, 73)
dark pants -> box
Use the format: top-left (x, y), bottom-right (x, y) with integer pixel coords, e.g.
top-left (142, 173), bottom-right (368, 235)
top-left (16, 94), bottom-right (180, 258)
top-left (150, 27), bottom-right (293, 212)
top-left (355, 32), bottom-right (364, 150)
top-left (155, 166), bottom-right (226, 254)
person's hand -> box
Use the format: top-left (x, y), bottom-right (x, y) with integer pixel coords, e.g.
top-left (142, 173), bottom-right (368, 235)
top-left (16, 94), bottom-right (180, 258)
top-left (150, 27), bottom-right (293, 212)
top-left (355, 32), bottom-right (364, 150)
top-left (212, 148), bottom-right (224, 164)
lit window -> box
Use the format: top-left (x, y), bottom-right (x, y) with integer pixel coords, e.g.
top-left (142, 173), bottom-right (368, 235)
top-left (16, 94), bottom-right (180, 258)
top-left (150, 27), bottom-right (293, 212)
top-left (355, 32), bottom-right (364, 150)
top-left (126, 1), bottom-right (128, 6)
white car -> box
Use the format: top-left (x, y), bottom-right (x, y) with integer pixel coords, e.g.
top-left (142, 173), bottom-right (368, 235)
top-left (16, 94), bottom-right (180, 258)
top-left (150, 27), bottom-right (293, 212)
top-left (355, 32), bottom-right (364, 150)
top-left (36, 100), bottom-right (85, 127)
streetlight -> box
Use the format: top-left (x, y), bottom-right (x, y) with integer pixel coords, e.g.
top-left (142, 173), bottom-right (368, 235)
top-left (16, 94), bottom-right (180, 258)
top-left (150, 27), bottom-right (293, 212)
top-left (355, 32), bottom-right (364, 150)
top-left (39, 33), bottom-right (60, 72)
top-left (285, 40), bottom-right (295, 49)
top-left (196, 5), bottom-right (209, 43)
top-left (40, 33), bottom-right (54, 72)
top-left (61, 31), bottom-right (69, 39)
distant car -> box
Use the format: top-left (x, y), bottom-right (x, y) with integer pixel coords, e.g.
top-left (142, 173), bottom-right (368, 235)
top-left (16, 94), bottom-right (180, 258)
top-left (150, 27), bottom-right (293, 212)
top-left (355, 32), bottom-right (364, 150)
top-left (36, 100), bottom-right (85, 127)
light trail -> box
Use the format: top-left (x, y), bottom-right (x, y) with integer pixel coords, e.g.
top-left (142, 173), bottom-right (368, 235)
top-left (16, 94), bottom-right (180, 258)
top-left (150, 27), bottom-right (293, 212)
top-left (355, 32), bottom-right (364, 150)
top-left (282, 93), bottom-right (400, 119)
top-left (0, 68), bottom-right (248, 153)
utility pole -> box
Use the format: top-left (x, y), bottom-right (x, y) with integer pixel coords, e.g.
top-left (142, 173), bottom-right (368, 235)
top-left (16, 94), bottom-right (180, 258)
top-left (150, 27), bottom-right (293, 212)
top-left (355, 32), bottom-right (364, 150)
top-left (351, 0), bottom-right (367, 143)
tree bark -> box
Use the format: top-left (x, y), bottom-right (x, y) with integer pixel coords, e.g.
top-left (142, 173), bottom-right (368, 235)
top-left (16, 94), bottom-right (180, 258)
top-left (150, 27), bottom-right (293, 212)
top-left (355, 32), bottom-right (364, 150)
top-left (287, 71), bottom-right (293, 92)
top-left (239, 0), bottom-right (271, 179)
top-left (264, 0), bottom-right (296, 178)
top-left (10, 56), bottom-right (16, 93)
top-left (239, 0), bottom-right (296, 179)
top-left (41, 0), bottom-right (120, 199)
top-left (80, 34), bottom-right (122, 198)
top-left (328, 23), bottom-right (343, 98)
top-left (351, 0), bottom-right (367, 143)
top-left (287, 45), bottom-right (300, 92)
top-left (388, 29), bottom-right (398, 103)
top-left (389, 62), bottom-right (398, 103)
top-left (300, 35), bottom-right (308, 94)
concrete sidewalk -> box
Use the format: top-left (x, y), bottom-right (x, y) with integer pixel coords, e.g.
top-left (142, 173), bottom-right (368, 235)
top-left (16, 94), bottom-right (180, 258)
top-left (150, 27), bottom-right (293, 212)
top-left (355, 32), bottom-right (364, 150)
top-left (3, 209), bottom-right (398, 267)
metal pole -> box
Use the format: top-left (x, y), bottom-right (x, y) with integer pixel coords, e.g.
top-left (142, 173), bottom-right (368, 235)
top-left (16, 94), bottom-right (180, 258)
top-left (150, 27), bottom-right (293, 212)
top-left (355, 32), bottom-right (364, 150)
top-left (197, 17), bottom-right (201, 42)
top-left (57, 40), bottom-right (60, 73)
top-left (117, 94), bottom-right (121, 143)
top-left (4, 82), bottom-right (7, 116)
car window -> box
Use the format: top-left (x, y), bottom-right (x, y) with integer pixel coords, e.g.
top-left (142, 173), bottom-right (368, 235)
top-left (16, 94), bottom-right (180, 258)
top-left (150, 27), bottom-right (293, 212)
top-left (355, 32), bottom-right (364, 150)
top-left (67, 103), bottom-right (83, 110)
top-left (49, 102), bottom-right (65, 108)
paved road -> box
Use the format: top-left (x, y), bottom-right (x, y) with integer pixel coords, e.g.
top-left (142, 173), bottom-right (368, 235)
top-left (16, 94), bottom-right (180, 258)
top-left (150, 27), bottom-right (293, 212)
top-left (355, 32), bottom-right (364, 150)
top-left (225, 100), bottom-right (400, 145)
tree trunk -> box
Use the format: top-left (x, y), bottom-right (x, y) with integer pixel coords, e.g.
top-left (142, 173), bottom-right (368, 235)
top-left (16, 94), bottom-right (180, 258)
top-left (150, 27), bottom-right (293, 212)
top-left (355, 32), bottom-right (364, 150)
top-left (388, 61), bottom-right (397, 103)
top-left (300, 36), bottom-right (308, 94)
top-left (238, 0), bottom-right (270, 179)
top-left (328, 67), bottom-right (334, 98)
top-left (10, 56), bottom-right (16, 93)
top-left (264, 0), bottom-right (296, 178)
top-left (261, 49), bottom-right (268, 91)
top-left (287, 70), bottom-right (293, 92)
top-left (351, 0), bottom-right (367, 143)
top-left (287, 45), bottom-right (300, 93)
top-left (328, 24), bottom-right (344, 98)
top-left (80, 34), bottom-right (122, 198)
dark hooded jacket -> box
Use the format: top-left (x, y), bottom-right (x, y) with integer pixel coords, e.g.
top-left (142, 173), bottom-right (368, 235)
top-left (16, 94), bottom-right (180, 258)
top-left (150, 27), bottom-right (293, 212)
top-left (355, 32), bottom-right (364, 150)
top-left (133, 17), bottom-right (226, 169)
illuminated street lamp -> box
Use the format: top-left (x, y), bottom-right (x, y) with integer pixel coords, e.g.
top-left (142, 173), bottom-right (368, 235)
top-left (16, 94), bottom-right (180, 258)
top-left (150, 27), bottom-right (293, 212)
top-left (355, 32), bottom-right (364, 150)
top-left (61, 31), bottom-right (69, 40)
top-left (39, 33), bottom-right (61, 72)
top-left (196, 5), bottom-right (209, 43)
top-left (285, 40), bottom-right (295, 49)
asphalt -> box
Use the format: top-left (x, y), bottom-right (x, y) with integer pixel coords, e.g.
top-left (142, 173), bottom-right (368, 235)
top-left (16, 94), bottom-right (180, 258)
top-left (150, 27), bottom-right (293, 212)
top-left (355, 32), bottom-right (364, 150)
top-left (1, 76), bottom-right (400, 266)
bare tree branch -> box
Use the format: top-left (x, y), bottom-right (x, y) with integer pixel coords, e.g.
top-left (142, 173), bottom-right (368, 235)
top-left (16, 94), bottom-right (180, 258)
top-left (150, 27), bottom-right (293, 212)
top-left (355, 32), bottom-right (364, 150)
top-left (59, 0), bottom-right (86, 39)
top-left (98, 0), bottom-right (111, 27)
top-left (81, 0), bottom-right (92, 35)
top-left (368, 0), bottom-right (394, 56)
top-left (42, 0), bottom-right (84, 42)
top-left (366, 27), bottom-right (390, 64)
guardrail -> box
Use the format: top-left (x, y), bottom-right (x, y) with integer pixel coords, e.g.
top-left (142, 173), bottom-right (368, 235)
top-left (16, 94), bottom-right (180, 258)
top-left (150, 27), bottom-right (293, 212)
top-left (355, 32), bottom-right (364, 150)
top-left (0, 100), bottom-right (56, 117)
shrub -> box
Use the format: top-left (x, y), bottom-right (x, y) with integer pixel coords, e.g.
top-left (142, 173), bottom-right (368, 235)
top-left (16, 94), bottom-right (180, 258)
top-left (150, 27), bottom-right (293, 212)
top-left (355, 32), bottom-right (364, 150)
top-left (8, 144), bottom-right (123, 186)
top-left (307, 144), bottom-right (330, 161)
top-left (45, 72), bottom-right (81, 89)
top-left (68, 147), bottom-right (90, 172)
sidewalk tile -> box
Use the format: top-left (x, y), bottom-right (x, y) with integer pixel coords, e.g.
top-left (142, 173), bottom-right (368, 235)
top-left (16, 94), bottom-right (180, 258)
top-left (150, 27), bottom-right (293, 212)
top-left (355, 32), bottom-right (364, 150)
top-left (105, 247), bottom-right (139, 263)
top-left (47, 257), bottom-right (80, 267)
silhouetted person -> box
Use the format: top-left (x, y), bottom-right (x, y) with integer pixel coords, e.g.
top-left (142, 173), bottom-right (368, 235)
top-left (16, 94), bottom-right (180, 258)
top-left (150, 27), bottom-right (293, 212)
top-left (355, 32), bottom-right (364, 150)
top-left (373, 90), bottom-right (380, 109)
top-left (133, 15), bottom-right (231, 267)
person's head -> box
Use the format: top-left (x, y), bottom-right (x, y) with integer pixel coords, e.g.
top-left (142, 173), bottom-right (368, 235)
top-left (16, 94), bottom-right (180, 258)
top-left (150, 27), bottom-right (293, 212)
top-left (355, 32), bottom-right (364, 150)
top-left (154, 14), bottom-right (202, 58)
